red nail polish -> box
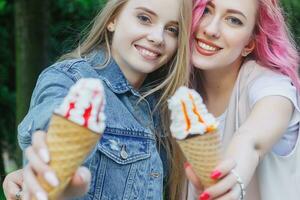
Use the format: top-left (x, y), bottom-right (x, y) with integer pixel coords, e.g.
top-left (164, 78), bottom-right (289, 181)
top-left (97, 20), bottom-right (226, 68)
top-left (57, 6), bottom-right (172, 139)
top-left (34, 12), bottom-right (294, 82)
top-left (199, 192), bottom-right (210, 200)
top-left (210, 170), bottom-right (222, 179)
top-left (184, 162), bottom-right (191, 169)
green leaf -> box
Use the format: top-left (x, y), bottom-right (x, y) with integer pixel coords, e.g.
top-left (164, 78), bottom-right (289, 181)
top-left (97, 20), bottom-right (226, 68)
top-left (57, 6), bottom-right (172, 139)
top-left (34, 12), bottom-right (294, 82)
top-left (0, 0), bottom-right (6, 12)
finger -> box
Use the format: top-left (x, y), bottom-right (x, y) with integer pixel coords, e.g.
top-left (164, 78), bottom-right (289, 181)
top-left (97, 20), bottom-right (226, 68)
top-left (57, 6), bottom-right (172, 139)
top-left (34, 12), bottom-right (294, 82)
top-left (210, 159), bottom-right (236, 180)
top-left (62, 167), bottom-right (91, 199)
top-left (23, 165), bottom-right (48, 200)
top-left (25, 147), bottom-right (59, 187)
top-left (214, 184), bottom-right (241, 200)
top-left (202, 173), bottom-right (237, 199)
top-left (32, 131), bottom-right (50, 163)
top-left (184, 162), bottom-right (203, 190)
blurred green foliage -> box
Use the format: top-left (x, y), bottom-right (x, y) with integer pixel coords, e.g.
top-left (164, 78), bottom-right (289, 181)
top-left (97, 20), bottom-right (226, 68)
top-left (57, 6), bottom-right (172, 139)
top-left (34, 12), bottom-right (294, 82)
top-left (0, 0), bottom-right (17, 170)
top-left (49, 0), bottom-right (107, 60)
top-left (282, 0), bottom-right (300, 45)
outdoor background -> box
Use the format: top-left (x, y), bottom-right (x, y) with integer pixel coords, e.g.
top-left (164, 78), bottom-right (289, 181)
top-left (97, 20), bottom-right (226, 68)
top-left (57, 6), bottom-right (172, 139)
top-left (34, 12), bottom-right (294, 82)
top-left (0, 0), bottom-right (299, 198)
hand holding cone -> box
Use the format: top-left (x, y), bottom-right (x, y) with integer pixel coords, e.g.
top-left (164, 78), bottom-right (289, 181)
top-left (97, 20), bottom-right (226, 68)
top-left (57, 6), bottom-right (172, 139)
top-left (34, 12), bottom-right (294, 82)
top-left (34, 78), bottom-right (106, 200)
top-left (168, 86), bottom-right (221, 188)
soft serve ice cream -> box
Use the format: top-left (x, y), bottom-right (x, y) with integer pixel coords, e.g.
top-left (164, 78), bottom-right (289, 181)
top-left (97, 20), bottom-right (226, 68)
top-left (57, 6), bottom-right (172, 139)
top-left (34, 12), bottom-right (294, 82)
top-left (55, 78), bottom-right (106, 133)
top-left (168, 86), bottom-right (218, 139)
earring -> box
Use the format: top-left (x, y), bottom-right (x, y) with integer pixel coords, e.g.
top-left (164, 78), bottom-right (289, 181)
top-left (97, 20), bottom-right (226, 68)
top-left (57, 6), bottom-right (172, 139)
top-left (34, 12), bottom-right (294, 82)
top-left (107, 24), bottom-right (114, 32)
top-left (242, 51), bottom-right (249, 57)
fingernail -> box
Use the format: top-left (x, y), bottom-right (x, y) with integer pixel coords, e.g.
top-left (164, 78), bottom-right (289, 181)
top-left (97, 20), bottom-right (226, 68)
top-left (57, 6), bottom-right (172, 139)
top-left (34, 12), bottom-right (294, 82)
top-left (199, 192), bottom-right (210, 200)
top-left (44, 171), bottom-right (59, 187)
top-left (78, 168), bottom-right (91, 183)
top-left (35, 191), bottom-right (48, 200)
top-left (184, 162), bottom-right (191, 169)
top-left (210, 170), bottom-right (222, 179)
top-left (39, 149), bottom-right (50, 163)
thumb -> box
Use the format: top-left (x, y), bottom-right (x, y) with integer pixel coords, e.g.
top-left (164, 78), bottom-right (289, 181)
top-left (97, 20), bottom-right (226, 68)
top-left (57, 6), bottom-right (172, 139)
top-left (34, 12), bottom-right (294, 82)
top-left (61, 167), bottom-right (91, 199)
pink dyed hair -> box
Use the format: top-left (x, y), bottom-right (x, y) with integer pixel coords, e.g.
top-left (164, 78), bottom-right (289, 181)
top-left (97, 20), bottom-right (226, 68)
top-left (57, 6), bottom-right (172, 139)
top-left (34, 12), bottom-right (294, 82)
top-left (192, 0), bottom-right (300, 90)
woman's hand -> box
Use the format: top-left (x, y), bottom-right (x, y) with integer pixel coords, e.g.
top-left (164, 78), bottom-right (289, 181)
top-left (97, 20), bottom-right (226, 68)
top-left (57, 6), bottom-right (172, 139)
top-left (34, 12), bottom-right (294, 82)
top-left (199, 158), bottom-right (244, 200)
top-left (23, 131), bottom-right (91, 200)
top-left (186, 158), bottom-right (245, 200)
top-left (3, 169), bottom-right (24, 200)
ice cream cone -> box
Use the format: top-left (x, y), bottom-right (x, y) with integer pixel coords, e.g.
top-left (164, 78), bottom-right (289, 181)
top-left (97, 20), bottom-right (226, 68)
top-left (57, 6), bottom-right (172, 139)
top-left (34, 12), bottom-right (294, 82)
top-left (178, 131), bottom-right (221, 188)
top-left (34, 114), bottom-right (101, 200)
top-left (168, 86), bottom-right (222, 188)
top-left (32, 78), bottom-right (106, 200)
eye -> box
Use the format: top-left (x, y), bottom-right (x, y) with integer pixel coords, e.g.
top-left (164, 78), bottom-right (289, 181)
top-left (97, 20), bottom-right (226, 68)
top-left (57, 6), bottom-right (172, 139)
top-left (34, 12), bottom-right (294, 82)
top-left (203, 6), bottom-right (213, 16)
top-left (137, 14), bottom-right (151, 23)
top-left (226, 16), bottom-right (243, 26)
top-left (166, 26), bottom-right (179, 36)
top-left (203, 7), bottom-right (210, 15)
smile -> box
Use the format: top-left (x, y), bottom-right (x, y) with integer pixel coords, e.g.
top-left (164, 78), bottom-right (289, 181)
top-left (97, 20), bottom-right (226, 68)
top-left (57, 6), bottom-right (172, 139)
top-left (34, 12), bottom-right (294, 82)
top-left (135, 45), bottom-right (161, 60)
top-left (195, 39), bottom-right (222, 56)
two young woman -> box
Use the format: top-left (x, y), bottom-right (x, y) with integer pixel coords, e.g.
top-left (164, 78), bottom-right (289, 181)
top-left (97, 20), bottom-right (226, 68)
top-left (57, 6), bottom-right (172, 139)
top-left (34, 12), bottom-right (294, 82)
top-left (3, 0), bottom-right (300, 199)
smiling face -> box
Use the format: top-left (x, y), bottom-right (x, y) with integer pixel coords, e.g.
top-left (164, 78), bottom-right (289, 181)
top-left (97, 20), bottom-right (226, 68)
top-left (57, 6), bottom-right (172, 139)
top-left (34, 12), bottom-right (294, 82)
top-left (192, 0), bottom-right (257, 71)
top-left (108, 0), bottom-right (180, 87)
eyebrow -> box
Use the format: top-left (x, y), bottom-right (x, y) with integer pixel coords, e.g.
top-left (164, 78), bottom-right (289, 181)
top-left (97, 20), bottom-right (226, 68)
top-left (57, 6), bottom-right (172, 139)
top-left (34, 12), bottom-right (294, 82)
top-left (207, 2), bottom-right (247, 19)
top-left (135, 7), bottom-right (157, 16)
top-left (135, 7), bottom-right (179, 25)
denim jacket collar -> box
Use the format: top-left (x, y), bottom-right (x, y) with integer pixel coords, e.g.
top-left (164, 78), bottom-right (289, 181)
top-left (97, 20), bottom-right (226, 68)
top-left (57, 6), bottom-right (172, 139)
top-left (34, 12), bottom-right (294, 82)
top-left (86, 49), bottom-right (140, 96)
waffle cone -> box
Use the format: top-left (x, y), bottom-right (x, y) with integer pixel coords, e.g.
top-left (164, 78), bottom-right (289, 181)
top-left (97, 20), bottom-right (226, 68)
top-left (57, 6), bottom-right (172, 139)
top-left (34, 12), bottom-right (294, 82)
top-left (34, 114), bottom-right (101, 200)
top-left (177, 131), bottom-right (221, 188)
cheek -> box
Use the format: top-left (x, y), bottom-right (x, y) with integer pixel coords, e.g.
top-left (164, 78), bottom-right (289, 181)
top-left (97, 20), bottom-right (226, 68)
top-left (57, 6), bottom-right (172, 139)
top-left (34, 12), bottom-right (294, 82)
top-left (224, 30), bottom-right (251, 50)
top-left (165, 37), bottom-right (178, 57)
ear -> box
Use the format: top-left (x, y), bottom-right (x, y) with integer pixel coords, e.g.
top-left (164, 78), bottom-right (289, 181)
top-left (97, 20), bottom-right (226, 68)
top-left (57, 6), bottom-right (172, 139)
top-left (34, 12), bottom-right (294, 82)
top-left (242, 39), bottom-right (255, 57)
top-left (107, 19), bottom-right (116, 32)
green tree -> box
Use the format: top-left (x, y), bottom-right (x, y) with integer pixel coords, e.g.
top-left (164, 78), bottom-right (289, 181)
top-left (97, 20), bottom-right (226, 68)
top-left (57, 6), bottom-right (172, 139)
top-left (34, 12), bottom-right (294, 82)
top-left (15, 0), bottom-right (50, 125)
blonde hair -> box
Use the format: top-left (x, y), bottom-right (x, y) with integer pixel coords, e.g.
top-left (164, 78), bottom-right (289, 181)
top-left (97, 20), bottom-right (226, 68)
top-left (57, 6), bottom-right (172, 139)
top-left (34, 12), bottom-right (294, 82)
top-left (61, 0), bottom-right (192, 199)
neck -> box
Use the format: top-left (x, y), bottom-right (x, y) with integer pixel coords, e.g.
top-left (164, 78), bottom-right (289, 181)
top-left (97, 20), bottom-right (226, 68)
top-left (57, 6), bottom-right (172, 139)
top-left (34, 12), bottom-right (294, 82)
top-left (198, 60), bottom-right (242, 116)
top-left (127, 74), bottom-right (146, 89)
top-left (202, 67), bottom-right (239, 97)
top-left (112, 55), bottom-right (146, 90)
top-left (117, 63), bottom-right (146, 89)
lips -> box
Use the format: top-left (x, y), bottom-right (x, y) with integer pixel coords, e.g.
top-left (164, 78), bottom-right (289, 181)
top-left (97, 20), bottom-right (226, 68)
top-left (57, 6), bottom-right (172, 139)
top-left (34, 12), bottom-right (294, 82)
top-left (135, 45), bottom-right (161, 60)
top-left (195, 38), bottom-right (222, 56)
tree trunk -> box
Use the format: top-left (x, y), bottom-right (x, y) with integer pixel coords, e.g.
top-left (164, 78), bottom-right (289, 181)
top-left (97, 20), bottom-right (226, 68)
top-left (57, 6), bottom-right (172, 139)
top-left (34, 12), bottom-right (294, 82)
top-left (15, 0), bottom-right (50, 125)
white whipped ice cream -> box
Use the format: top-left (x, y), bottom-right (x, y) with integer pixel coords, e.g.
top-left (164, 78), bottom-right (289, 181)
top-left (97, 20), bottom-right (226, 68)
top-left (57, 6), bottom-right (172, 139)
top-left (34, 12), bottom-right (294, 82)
top-left (168, 86), bottom-right (218, 140)
top-left (55, 78), bottom-right (106, 133)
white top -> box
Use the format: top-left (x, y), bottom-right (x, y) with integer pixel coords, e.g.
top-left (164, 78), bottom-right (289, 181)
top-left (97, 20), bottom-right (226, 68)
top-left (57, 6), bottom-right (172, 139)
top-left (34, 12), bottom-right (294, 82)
top-left (216, 72), bottom-right (300, 156)
top-left (248, 71), bottom-right (300, 156)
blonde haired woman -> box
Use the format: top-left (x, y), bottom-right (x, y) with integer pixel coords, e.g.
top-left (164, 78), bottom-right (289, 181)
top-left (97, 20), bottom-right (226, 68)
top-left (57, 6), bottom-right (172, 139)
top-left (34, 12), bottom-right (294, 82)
top-left (3, 0), bottom-right (192, 199)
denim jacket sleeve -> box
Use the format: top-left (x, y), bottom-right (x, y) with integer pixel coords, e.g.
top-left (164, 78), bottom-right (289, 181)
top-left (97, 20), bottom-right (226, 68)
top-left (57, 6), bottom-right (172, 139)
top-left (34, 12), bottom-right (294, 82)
top-left (17, 59), bottom-right (92, 151)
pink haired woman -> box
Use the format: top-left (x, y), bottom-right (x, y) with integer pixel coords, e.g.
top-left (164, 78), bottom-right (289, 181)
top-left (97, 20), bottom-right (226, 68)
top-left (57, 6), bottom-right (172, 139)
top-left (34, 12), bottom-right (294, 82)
top-left (185, 0), bottom-right (300, 200)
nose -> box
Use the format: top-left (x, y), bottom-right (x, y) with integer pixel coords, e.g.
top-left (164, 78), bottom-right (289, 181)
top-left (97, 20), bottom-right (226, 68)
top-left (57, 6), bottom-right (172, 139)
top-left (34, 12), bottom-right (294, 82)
top-left (202, 17), bottom-right (220, 39)
top-left (147, 26), bottom-right (164, 45)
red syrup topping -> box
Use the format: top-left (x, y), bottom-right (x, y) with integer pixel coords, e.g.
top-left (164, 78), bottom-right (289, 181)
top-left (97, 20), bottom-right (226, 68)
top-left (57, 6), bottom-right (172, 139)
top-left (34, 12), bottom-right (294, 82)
top-left (65, 102), bottom-right (75, 119)
top-left (83, 104), bottom-right (93, 127)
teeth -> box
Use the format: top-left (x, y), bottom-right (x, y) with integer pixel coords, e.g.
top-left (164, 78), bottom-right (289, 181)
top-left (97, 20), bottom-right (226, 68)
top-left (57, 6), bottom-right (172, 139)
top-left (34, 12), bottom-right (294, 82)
top-left (198, 42), bottom-right (217, 51)
top-left (139, 48), bottom-right (158, 57)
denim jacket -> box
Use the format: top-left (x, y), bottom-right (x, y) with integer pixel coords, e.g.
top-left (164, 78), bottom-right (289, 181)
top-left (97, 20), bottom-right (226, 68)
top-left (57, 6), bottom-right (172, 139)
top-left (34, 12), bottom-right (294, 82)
top-left (18, 49), bottom-right (168, 200)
